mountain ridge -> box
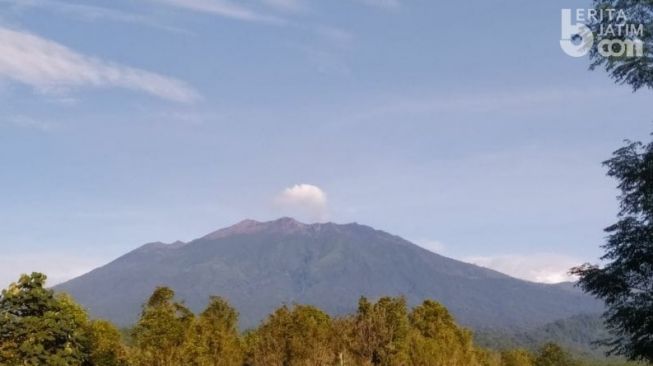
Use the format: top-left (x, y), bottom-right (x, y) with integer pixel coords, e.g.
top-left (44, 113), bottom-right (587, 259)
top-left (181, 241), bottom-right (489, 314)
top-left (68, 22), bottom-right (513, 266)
top-left (55, 217), bottom-right (602, 330)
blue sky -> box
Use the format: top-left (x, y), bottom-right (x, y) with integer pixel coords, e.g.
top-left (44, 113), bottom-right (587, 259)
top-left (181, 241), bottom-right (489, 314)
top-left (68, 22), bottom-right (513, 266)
top-left (1, 0), bottom-right (651, 286)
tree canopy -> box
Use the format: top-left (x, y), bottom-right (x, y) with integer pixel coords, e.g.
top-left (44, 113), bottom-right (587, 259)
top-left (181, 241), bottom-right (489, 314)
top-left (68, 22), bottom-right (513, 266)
top-left (572, 139), bottom-right (653, 362)
top-left (0, 273), bottom-right (89, 365)
top-left (0, 273), bottom-right (638, 366)
top-left (588, 0), bottom-right (653, 90)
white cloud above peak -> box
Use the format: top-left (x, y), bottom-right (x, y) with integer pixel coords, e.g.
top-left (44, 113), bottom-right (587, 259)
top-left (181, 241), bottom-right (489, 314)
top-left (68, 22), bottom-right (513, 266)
top-left (0, 26), bottom-right (200, 103)
top-left (276, 184), bottom-right (328, 222)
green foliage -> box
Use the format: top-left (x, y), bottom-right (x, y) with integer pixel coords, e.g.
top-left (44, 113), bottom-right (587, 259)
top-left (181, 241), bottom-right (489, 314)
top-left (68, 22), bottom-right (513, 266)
top-left (407, 300), bottom-right (477, 365)
top-left (184, 296), bottom-right (243, 366)
top-left (572, 139), bottom-right (653, 362)
top-left (501, 349), bottom-right (534, 366)
top-left (246, 304), bottom-right (335, 366)
top-left (474, 313), bottom-right (612, 358)
top-left (130, 286), bottom-right (194, 366)
top-left (588, 1), bottom-right (653, 91)
top-left (0, 273), bottom-right (644, 366)
top-left (534, 343), bottom-right (579, 366)
top-left (86, 320), bottom-right (130, 366)
top-left (475, 348), bottom-right (502, 366)
top-left (0, 273), bottom-right (89, 366)
top-left (349, 296), bottom-right (410, 365)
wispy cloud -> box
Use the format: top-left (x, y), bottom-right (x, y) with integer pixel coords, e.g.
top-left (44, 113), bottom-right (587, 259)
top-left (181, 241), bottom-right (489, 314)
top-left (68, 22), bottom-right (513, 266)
top-left (4, 115), bottom-right (57, 131)
top-left (0, 27), bottom-right (200, 103)
top-left (464, 253), bottom-right (582, 284)
top-left (151, 0), bottom-right (285, 24)
top-left (260, 0), bottom-right (306, 13)
top-left (0, 0), bottom-right (189, 34)
top-left (355, 0), bottom-right (400, 9)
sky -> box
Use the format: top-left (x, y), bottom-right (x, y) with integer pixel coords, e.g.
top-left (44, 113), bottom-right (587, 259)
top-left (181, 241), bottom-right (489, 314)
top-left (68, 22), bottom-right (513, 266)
top-left (1, 0), bottom-right (652, 287)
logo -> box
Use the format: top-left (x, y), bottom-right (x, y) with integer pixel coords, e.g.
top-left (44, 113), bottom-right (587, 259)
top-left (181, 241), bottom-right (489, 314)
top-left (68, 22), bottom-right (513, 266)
top-left (560, 8), bottom-right (644, 58)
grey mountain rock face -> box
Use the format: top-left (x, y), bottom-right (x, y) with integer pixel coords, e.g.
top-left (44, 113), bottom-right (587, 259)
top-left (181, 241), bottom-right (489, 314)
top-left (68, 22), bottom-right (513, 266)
top-left (55, 218), bottom-right (602, 329)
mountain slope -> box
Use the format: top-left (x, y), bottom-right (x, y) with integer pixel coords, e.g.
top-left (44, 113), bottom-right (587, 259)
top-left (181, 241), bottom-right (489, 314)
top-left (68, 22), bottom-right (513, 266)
top-left (475, 313), bottom-right (611, 358)
top-left (55, 218), bottom-right (602, 329)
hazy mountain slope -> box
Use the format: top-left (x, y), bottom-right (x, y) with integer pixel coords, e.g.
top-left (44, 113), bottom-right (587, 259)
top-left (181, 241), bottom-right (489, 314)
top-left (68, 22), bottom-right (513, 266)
top-left (55, 218), bottom-right (602, 329)
top-left (475, 313), bottom-right (611, 358)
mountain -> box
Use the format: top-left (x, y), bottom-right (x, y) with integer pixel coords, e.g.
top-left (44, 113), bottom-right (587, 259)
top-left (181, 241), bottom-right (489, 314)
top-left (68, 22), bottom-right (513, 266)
top-left (475, 313), bottom-right (611, 358)
top-left (55, 217), bottom-right (602, 329)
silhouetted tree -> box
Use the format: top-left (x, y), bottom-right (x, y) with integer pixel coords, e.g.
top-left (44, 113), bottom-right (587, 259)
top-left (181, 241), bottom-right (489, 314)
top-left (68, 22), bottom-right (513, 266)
top-left (572, 139), bottom-right (653, 362)
top-left (588, 1), bottom-right (653, 90)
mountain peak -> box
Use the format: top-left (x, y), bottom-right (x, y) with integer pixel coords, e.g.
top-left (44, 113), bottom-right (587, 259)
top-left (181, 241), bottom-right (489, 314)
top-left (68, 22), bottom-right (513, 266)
top-left (56, 218), bottom-right (603, 329)
top-left (270, 216), bottom-right (307, 230)
top-left (203, 217), bottom-right (309, 240)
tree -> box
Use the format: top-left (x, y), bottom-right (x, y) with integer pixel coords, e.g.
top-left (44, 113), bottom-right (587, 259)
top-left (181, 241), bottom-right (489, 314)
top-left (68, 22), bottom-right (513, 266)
top-left (533, 343), bottom-right (578, 366)
top-left (184, 296), bottom-right (243, 366)
top-left (131, 286), bottom-right (194, 366)
top-left (572, 139), bottom-right (653, 362)
top-left (86, 320), bottom-right (130, 366)
top-left (407, 300), bottom-right (477, 366)
top-left (588, 1), bottom-right (653, 90)
top-left (501, 349), bottom-right (534, 366)
top-left (474, 348), bottom-right (502, 366)
top-left (0, 273), bottom-right (89, 366)
top-left (246, 304), bottom-right (335, 366)
top-left (349, 296), bottom-right (410, 366)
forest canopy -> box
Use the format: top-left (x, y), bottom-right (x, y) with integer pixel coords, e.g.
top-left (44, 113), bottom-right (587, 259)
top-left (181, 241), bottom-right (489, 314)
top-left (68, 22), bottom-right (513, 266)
top-left (0, 273), bottom-right (639, 366)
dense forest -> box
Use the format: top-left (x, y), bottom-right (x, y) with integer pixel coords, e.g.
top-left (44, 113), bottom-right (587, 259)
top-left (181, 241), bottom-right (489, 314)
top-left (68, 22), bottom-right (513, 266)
top-left (0, 273), bottom-right (640, 366)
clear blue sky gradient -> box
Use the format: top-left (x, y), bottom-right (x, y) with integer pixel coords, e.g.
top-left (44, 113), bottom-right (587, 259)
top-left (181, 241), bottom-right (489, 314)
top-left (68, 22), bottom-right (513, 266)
top-left (1, 0), bottom-right (652, 285)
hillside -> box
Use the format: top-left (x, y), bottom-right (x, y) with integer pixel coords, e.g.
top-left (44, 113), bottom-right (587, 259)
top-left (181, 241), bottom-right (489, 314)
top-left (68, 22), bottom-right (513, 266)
top-left (475, 313), bottom-right (612, 358)
top-left (55, 218), bottom-right (602, 329)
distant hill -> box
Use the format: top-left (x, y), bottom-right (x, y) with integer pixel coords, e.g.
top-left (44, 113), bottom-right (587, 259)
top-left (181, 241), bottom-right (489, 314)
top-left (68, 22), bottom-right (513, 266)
top-left (475, 313), bottom-right (612, 359)
top-left (55, 217), bottom-right (602, 329)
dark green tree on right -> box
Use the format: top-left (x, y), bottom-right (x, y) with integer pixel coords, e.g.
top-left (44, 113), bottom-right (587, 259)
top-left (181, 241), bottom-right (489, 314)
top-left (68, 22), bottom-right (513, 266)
top-left (572, 139), bottom-right (653, 362)
top-left (587, 0), bottom-right (653, 90)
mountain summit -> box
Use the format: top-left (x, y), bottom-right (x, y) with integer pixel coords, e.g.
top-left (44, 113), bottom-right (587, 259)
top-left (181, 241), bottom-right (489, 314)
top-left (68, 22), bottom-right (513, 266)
top-left (55, 218), bottom-right (601, 329)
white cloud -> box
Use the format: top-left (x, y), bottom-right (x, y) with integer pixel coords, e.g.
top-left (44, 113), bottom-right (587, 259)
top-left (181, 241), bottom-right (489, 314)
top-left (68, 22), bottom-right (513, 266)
top-left (0, 0), bottom-right (189, 34)
top-left (464, 253), bottom-right (583, 284)
top-left (276, 184), bottom-right (328, 222)
top-left (0, 27), bottom-right (200, 103)
top-left (152, 0), bottom-right (284, 24)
